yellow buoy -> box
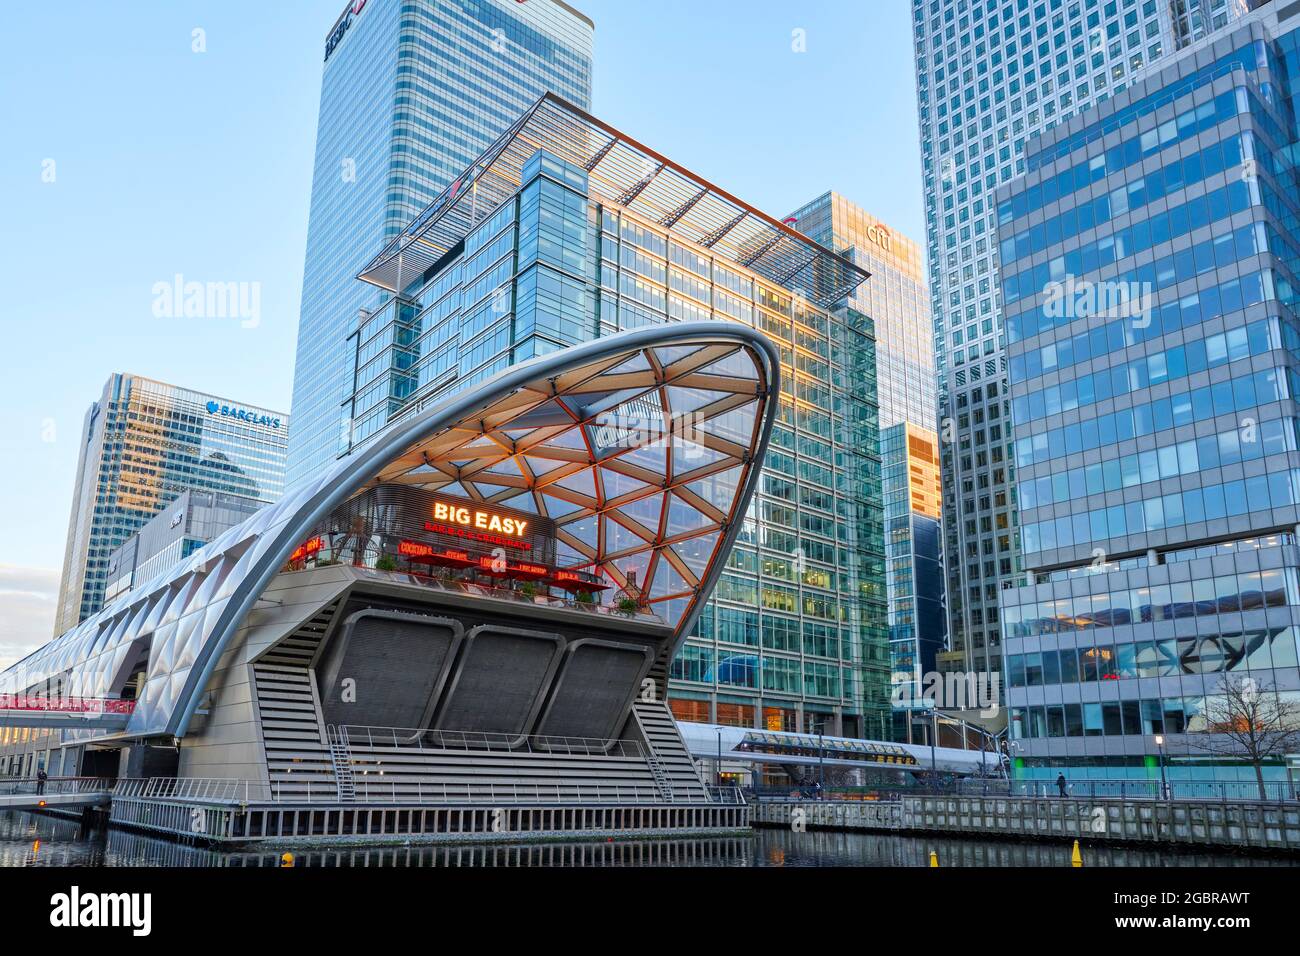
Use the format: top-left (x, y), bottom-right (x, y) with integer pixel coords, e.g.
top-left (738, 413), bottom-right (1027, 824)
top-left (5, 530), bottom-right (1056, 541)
top-left (1071, 840), bottom-right (1083, 868)
top-left (280, 851), bottom-right (295, 868)
top-left (929, 850), bottom-right (939, 867)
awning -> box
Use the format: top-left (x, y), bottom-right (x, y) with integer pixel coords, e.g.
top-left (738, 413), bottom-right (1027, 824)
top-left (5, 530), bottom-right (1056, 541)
top-left (356, 93), bottom-right (868, 308)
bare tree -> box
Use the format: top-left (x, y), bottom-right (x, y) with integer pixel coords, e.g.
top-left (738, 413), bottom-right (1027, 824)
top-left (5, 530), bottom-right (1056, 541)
top-left (1193, 676), bottom-right (1300, 800)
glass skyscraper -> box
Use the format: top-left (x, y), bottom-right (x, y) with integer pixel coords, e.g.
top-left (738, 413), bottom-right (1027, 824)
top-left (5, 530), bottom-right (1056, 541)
top-left (1000, 5), bottom-right (1300, 789)
top-left (881, 421), bottom-right (947, 739)
top-left (287, 0), bottom-right (594, 486)
top-left (335, 95), bottom-right (889, 739)
top-left (911, 0), bottom-right (1259, 681)
top-left (54, 375), bottom-right (289, 633)
top-left (788, 193), bottom-right (946, 738)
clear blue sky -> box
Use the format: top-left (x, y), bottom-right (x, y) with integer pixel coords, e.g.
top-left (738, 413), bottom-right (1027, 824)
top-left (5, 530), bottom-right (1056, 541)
top-left (0, 0), bottom-right (922, 655)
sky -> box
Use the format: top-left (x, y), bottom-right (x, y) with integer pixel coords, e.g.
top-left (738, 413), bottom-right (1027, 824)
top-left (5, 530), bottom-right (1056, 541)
top-left (0, 0), bottom-right (924, 663)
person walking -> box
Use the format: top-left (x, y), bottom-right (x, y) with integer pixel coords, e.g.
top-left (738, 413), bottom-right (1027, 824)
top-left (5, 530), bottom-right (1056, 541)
top-left (35, 768), bottom-right (47, 795)
top-left (1056, 772), bottom-right (1068, 798)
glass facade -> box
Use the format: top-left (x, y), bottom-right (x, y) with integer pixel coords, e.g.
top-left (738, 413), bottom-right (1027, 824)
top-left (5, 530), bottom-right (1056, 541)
top-left (788, 193), bottom-right (937, 430)
top-left (788, 193), bottom-right (946, 738)
top-left (103, 489), bottom-right (266, 605)
top-left (882, 423), bottom-right (948, 735)
top-left (54, 375), bottom-right (288, 632)
top-left (911, 0), bottom-right (1255, 681)
top-left (287, 0), bottom-right (594, 486)
top-left (340, 140), bottom-right (889, 738)
top-left (998, 8), bottom-right (1300, 787)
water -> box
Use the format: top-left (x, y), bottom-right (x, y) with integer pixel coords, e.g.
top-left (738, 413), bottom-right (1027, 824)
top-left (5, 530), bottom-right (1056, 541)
top-left (2, 810), bottom-right (1293, 867)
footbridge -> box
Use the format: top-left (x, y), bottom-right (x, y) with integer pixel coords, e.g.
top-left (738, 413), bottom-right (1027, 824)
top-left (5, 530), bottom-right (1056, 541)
top-left (0, 695), bottom-right (134, 731)
top-left (0, 777), bottom-right (116, 811)
top-left (677, 723), bottom-right (1003, 777)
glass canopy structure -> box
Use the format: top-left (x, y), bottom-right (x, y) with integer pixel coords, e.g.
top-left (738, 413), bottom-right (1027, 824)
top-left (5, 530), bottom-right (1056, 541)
top-left (358, 93), bottom-right (868, 308)
top-left (1, 322), bottom-right (779, 744)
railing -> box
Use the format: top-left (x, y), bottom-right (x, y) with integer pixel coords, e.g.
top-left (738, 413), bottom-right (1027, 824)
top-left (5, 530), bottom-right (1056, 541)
top-left (336, 724), bottom-right (644, 757)
top-left (113, 777), bottom-right (255, 803)
top-left (751, 777), bottom-right (1300, 804)
top-left (0, 776), bottom-right (119, 797)
top-left (1004, 778), bottom-right (1300, 804)
top-left (283, 545), bottom-right (661, 622)
top-left (111, 776), bottom-right (747, 807)
top-left (0, 694), bottom-right (134, 715)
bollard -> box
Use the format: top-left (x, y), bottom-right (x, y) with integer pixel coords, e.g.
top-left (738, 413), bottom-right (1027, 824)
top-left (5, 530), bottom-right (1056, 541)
top-left (280, 852), bottom-right (295, 868)
top-left (1071, 839), bottom-right (1082, 868)
top-left (929, 850), bottom-right (939, 867)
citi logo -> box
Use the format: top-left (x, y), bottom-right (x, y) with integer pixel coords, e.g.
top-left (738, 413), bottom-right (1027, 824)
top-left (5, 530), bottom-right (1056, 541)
top-left (49, 886), bottom-right (151, 936)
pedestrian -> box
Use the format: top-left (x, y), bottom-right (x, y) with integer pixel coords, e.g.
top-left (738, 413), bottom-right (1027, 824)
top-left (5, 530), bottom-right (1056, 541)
top-left (1056, 772), bottom-right (1067, 798)
top-left (36, 768), bottom-right (48, 795)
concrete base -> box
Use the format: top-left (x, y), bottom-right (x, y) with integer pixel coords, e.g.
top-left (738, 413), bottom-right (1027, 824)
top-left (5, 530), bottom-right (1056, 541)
top-left (904, 795), bottom-right (1300, 851)
top-left (109, 796), bottom-right (750, 848)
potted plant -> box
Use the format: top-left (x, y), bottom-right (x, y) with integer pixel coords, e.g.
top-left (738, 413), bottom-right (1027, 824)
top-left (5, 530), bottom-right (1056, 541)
top-left (519, 581), bottom-right (538, 601)
top-left (375, 555), bottom-right (398, 572)
top-left (574, 589), bottom-right (595, 609)
top-left (616, 595), bottom-right (639, 616)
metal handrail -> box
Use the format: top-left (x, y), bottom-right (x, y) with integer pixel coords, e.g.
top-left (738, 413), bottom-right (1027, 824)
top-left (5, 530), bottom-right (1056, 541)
top-left (109, 775), bottom-right (747, 807)
top-left (1000, 778), bottom-right (1300, 804)
top-left (283, 545), bottom-right (661, 621)
top-left (0, 776), bottom-right (118, 796)
top-left (750, 779), bottom-right (1300, 805)
top-left (334, 724), bottom-right (644, 758)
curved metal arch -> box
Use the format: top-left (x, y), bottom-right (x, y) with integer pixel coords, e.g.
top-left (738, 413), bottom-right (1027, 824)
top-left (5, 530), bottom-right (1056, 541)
top-left (166, 321), bottom-right (780, 738)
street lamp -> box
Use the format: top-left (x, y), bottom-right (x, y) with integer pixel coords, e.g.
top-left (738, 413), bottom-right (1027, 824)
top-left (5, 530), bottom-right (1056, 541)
top-left (929, 711), bottom-right (938, 787)
top-left (716, 728), bottom-right (723, 789)
top-left (1154, 734), bottom-right (1168, 800)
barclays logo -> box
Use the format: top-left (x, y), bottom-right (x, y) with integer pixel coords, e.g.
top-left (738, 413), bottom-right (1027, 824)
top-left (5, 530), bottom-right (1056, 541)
top-left (206, 401), bottom-right (282, 429)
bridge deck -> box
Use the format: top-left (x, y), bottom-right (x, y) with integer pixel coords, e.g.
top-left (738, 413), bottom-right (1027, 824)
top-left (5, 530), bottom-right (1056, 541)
top-left (0, 791), bottom-right (111, 811)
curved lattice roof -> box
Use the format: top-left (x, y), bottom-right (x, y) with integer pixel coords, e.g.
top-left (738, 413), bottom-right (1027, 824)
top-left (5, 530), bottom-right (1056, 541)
top-left (2, 322), bottom-right (779, 740)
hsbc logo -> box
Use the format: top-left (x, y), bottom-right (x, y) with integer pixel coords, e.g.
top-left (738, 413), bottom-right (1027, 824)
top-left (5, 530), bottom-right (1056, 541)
top-left (324, 0), bottom-right (368, 62)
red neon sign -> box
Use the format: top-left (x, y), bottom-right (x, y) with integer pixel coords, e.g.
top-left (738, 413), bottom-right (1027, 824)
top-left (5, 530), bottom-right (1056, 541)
top-left (398, 541), bottom-right (471, 563)
top-left (423, 521), bottom-right (531, 551)
top-left (399, 540), bottom-right (434, 558)
top-left (289, 537), bottom-right (324, 562)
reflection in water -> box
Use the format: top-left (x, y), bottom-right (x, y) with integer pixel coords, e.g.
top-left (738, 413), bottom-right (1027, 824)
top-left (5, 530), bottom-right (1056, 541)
top-left (1, 811), bottom-right (1294, 868)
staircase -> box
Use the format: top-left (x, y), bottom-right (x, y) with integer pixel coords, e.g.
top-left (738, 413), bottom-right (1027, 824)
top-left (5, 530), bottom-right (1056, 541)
top-left (631, 700), bottom-right (711, 802)
top-left (251, 604), bottom-right (338, 800)
top-left (326, 726), bottom-right (356, 802)
top-left (642, 747), bottom-right (674, 802)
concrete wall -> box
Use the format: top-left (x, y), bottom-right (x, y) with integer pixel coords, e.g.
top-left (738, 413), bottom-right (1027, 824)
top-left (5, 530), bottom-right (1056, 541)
top-left (752, 800), bottom-right (903, 831)
top-left (753, 795), bottom-right (1300, 851)
top-left (903, 795), bottom-right (1300, 851)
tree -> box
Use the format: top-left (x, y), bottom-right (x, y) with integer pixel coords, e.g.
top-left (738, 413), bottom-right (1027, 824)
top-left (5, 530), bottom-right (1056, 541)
top-left (1194, 676), bottom-right (1300, 800)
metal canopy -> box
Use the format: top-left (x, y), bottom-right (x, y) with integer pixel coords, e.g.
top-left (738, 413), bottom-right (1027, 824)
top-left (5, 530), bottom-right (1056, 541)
top-left (2, 323), bottom-right (779, 743)
top-left (358, 93), bottom-right (869, 307)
